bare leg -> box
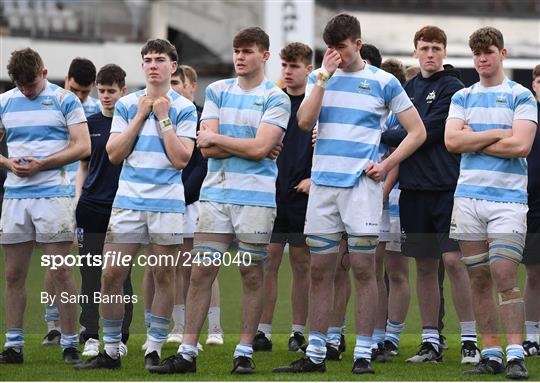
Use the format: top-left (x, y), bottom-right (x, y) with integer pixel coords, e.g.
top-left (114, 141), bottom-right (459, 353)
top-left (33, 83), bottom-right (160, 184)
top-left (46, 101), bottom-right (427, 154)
top-left (43, 241), bottom-right (79, 335)
top-left (259, 242), bottom-right (284, 325)
top-left (289, 245), bottom-right (310, 329)
top-left (4, 242), bottom-right (34, 330)
top-left (459, 240), bottom-right (500, 349)
top-left (442, 250), bottom-right (475, 322)
top-left (385, 250), bottom-right (409, 323)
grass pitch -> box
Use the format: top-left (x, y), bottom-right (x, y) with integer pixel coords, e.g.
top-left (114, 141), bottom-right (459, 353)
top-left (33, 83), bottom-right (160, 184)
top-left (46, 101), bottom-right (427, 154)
top-left (0, 248), bottom-right (538, 380)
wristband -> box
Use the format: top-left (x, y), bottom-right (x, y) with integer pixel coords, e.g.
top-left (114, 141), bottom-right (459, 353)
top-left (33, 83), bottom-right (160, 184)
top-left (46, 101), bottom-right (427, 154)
top-left (158, 117), bottom-right (173, 133)
top-left (316, 66), bottom-right (332, 89)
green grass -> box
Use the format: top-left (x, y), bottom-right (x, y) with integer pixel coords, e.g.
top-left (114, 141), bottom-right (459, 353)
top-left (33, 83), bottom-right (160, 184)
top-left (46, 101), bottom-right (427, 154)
top-left (0, 248), bottom-right (538, 380)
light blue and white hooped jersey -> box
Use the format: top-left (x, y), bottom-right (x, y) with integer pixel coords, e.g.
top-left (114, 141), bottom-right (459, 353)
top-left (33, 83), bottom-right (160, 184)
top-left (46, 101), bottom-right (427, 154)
top-left (111, 88), bottom-right (197, 213)
top-left (307, 65), bottom-right (413, 188)
top-left (82, 96), bottom-right (101, 118)
top-left (448, 79), bottom-right (538, 204)
top-left (388, 182), bottom-right (400, 218)
top-left (0, 81), bottom-right (86, 199)
top-left (379, 112), bottom-right (400, 161)
top-left (199, 78), bottom-right (291, 208)
top-left (64, 96), bottom-right (102, 195)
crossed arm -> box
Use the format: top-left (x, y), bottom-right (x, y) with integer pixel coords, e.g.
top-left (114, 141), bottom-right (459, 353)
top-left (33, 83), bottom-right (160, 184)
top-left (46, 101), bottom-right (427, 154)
top-left (444, 118), bottom-right (536, 157)
top-left (198, 119), bottom-right (283, 161)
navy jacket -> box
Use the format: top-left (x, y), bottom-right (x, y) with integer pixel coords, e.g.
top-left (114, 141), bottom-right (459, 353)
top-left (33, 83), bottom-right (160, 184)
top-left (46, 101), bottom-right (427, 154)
top-left (381, 65), bottom-right (464, 191)
top-left (182, 104), bottom-right (207, 206)
top-left (528, 102), bottom-right (540, 217)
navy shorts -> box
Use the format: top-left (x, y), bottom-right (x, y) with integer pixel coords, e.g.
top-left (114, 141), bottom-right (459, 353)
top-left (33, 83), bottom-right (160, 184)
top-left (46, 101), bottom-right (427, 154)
top-left (399, 189), bottom-right (460, 258)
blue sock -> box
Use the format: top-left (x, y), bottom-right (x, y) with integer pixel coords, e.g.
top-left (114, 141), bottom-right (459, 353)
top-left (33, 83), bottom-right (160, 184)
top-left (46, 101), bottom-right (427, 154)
top-left (146, 314), bottom-right (170, 357)
top-left (482, 346), bottom-right (504, 364)
top-left (384, 320), bottom-right (404, 348)
top-left (506, 344), bottom-right (525, 362)
top-left (305, 331), bottom-right (326, 364)
top-left (180, 343), bottom-right (199, 362)
top-left (372, 328), bottom-right (385, 348)
top-left (234, 343), bottom-right (253, 359)
top-left (144, 309), bottom-right (151, 329)
top-left (5, 328), bottom-right (24, 350)
top-left (44, 304), bottom-right (60, 322)
top-left (103, 318), bottom-right (122, 359)
top-left (327, 327), bottom-right (341, 348)
top-left (60, 332), bottom-right (78, 351)
top-left (354, 335), bottom-right (372, 361)
top-left (421, 326), bottom-right (440, 352)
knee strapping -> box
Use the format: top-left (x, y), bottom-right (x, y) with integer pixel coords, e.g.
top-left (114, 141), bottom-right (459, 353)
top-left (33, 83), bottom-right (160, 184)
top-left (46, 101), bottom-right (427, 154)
top-left (192, 241), bottom-right (230, 259)
top-left (498, 287), bottom-right (523, 306)
top-left (461, 252), bottom-right (489, 268)
top-left (489, 239), bottom-right (524, 265)
top-left (347, 236), bottom-right (378, 254)
top-left (306, 234), bottom-right (341, 254)
top-left (237, 242), bottom-right (268, 266)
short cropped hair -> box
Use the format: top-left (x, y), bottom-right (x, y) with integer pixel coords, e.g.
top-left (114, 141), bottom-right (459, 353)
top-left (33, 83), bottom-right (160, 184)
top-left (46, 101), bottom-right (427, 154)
top-left (280, 42), bottom-right (313, 66)
top-left (532, 64), bottom-right (540, 79)
top-left (7, 48), bottom-right (44, 85)
top-left (381, 59), bottom-right (406, 85)
top-left (67, 57), bottom-right (96, 86)
top-left (414, 25), bottom-right (447, 48)
top-left (141, 38), bottom-right (178, 62)
top-left (233, 27), bottom-right (270, 52)
top-left (172, 66), bottom-right (186, 83)
top-left (360, 44), bottom-right (382, 68)
top-left (469, 27), bottom-right (504, 52)
top-left (96, 64), bottom-right (126, 88)
top-left (180, 65), bottom-right (198, 83)
top-left (323, 13), bottom-right (361, 46)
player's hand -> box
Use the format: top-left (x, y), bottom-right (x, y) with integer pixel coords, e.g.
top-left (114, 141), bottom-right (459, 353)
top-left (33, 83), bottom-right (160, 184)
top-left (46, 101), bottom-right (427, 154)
top-left (322, 48), bottom-right (341, 76)
top-left (152, 96), bottom-right (171, 121)
top-left (267, 142), bottom-right (283, 160)
top-left (365, 162), bottom-right (387, 182)
top-left (136, 96), bottom-right (154, 119)
top-left (197, 129), bottom-right (216, 148)
top-left (312, 127), bottom-right (318, 147)
top-left (12, 157), bottom-right (43, 177)
top-left (294, 178), bottom-right (311, 194)
top-left (200, 120), bottom-right (211, 132)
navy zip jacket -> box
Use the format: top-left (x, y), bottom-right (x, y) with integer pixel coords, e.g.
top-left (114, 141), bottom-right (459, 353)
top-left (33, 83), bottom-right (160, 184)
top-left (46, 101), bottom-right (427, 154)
top-left (381, 65), bottom-right (464, 191)
top-left (182, 104), bottom-right (207, 206)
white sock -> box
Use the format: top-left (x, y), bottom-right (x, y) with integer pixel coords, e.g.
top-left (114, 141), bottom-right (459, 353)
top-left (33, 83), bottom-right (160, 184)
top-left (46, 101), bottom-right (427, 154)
top-left (47, 321), bottom-right (57, 332)
top-left (258, 323), bottom-right (272, 339)
top-left (146, 339), bottom-right (163, 358)
top-left (171, 305), bottom-right (185, 333)
top-left (207, 306), bottom-right (222, 334)
top-left (525, 321), bottom-right (539, 343)
top-left (104, 342), bottom-right (120, 359)
top-left (291, 324), bottom-right (305, 335)
top-left (460, 321), bottom-right (477, 345)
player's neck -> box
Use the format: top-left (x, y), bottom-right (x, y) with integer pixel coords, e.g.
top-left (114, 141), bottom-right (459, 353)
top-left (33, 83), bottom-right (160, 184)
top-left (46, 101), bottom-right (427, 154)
top-left (102, 108), bottom-right (114, 118)
top-left (420, 66), bottom-right (444, 79)
top-left (146, 82), bottom-right (170, 99)
top-left (343, 54), bottom-right (365, 73)
top-left (237, 70), bottom-right (265, 90)
top-left (479, 69), bottom-right (505, 87)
